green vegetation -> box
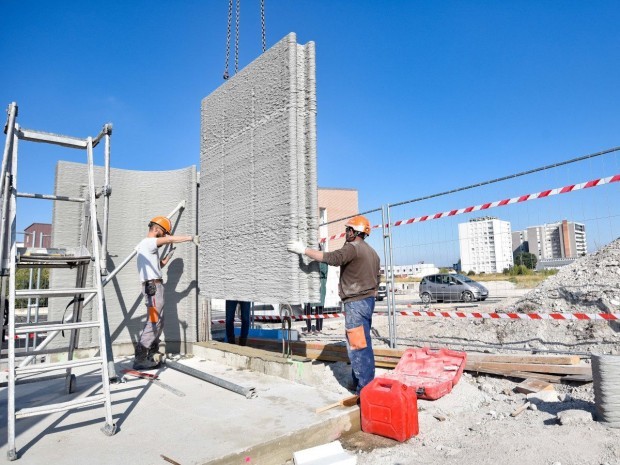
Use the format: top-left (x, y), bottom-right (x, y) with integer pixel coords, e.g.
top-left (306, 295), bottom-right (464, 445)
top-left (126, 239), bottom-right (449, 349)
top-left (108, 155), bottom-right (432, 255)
top-left (513, 251), bottom-right (537, 269)
top-left (6, 268), bottom-right (49, 308)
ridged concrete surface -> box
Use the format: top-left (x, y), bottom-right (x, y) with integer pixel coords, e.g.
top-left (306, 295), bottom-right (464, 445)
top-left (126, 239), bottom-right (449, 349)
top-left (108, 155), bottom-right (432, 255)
top-left (199, 32), bottom-right (320, 305)
top-left (50, 161), bottom-right (198, 351)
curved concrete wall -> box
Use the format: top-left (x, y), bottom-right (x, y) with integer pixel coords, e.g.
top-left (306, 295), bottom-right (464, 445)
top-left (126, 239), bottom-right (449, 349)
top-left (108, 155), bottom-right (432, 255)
top-left (199, 33), bottom-right (320, 305)
top-left (50, 161), bottom-right (198, 352)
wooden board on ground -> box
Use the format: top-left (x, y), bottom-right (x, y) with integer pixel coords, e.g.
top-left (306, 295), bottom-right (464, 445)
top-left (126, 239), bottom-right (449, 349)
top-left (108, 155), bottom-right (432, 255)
top-left (515, 378), bottom-right (555, 394)
top-left (466, 360), bottom-right (591, 376)
top-left (245, 339), bottom-right (591, 382)
top-left (315, 395), bottom-right (359, 414)
top-left (466, 353), bottom-right (581, 365)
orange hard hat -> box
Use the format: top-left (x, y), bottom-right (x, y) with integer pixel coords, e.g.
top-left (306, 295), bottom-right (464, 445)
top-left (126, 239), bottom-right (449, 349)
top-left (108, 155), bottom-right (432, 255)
top-left (149, 216), bottom-right (171, 235)
top-left (345, 215), bottom-right (371, 236)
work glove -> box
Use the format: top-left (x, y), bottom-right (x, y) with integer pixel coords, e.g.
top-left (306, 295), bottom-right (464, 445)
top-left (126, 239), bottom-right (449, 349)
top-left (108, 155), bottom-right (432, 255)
top-left (192, 235), bottom-right (200, 246)
top-left (287, 240), bottom-right (306, 255)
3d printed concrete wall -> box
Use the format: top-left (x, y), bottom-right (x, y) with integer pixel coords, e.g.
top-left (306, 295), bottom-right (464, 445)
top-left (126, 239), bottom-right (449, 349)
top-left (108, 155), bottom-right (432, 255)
top-left (49, 161), bottom-right (198, 353)
top-left (199, 32), bottom-right (320, 305)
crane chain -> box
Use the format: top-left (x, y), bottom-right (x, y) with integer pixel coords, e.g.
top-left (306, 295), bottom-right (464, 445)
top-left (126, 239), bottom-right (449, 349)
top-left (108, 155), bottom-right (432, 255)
top-left (235, 0), bottom-right (240, 75)
top-left (222, 0), bottom-right (266, 80)
top-left (223, 0), bottom-right (233, 80)
top-left (261, 0), bottom-right (266, 52)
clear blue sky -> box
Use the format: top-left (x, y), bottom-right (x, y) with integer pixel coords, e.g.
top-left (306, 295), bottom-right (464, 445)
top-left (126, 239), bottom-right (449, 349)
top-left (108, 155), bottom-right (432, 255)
top-left (3, 1), bottom-right (619, 260)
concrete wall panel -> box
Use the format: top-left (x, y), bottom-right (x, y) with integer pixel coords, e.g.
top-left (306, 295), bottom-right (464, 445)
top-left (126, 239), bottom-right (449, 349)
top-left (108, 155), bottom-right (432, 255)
top-left (199, 33), bottom-right (320, 305)
top-left (50, 161), bottom-right (198, 352)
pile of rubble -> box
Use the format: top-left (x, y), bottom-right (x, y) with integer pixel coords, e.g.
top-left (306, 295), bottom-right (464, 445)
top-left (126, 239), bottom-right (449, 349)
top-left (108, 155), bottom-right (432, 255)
top-left (515, 237), bottom-right (620, 314)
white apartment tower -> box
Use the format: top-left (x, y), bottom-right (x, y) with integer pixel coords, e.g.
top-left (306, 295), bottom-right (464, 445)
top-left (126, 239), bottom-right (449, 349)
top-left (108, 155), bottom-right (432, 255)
top-left (459, 217), bottom-right (514, 274)
top-left (513, 220), bottom-right (587, 259)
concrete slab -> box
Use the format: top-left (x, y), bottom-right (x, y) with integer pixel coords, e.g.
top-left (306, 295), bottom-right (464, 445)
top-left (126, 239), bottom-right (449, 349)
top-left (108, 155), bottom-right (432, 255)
top-left (0, 350), bottom-right (359, 464)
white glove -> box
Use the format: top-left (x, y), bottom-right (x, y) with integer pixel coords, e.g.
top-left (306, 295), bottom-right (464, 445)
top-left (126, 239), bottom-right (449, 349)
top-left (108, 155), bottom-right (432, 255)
top-left (287, 240), bottom-right (306, 255)
top-left (192, 235), bottom-right (200, 246)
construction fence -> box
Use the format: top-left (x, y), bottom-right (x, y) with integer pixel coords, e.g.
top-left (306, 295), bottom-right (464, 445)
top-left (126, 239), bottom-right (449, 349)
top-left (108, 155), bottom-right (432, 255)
top-left (261, 146), bottom-right (620, 351)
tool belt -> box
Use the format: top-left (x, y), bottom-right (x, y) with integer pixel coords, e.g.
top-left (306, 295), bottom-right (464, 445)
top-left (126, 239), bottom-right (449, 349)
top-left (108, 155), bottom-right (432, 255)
top-left (144, 279), bottom-right (162, 296)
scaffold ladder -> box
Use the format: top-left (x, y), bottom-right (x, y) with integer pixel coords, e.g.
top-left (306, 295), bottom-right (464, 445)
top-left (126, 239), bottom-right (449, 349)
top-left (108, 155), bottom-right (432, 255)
top-left (1, 102), bottom-right (116, 461)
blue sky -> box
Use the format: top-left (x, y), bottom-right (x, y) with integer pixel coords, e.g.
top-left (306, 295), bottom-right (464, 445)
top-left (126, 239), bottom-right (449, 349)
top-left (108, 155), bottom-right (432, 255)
top-left (3, 1), bottom-right (619, 258)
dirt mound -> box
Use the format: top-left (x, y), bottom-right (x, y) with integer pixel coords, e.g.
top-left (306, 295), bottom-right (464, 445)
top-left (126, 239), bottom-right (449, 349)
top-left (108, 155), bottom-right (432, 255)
top-left (515, 237), bottom-right (620, 314)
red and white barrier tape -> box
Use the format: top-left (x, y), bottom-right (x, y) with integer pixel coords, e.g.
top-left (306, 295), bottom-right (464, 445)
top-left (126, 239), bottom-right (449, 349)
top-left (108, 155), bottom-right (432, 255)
top-left (3, 333), bottom-right (43, 340)
top-left (212, 309), bottom-right (620, 325)
top-left (320, 173), bottom-right (620, 243)
top-left (395, 310), bottom-right (620, 321)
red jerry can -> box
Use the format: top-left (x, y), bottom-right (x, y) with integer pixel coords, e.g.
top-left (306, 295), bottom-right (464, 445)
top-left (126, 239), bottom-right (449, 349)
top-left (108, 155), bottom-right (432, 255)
top-left (360, 377), bottom-right (419, 442)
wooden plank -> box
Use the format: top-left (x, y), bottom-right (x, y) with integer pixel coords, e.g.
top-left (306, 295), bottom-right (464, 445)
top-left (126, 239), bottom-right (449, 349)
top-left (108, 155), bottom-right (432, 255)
top-left (466, 353), bottom-right (581, 365)
top-left (515, 378), bottom-right (554, 394)
top-left (315, 395), bottom-right (359, 414)
top-left (510, 402), bottom-right (530, 417)
top-left (505, 371), bottom-right (564, 383)
top-left (466, 360), bottom-right (591, 376)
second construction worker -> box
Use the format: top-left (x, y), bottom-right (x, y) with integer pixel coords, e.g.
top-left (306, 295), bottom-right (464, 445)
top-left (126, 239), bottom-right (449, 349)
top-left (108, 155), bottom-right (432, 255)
top-left (287, 215), bottom-right (380, 394)
top-left (134, 216), bottom-right (198, 370)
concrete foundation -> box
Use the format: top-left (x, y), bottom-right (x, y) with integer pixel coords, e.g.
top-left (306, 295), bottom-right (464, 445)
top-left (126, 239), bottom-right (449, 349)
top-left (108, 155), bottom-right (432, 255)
top-left (0, 345), bottom-right (360, 464)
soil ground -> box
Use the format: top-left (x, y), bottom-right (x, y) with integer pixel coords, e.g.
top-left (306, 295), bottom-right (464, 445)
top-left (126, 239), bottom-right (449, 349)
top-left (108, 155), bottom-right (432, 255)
top-left (264, 281), bottom-right (620, 465)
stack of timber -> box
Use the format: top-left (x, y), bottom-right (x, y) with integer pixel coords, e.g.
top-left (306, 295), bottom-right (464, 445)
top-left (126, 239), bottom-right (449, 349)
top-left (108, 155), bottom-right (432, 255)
top-left (245, 338), bottom-right (592, 383)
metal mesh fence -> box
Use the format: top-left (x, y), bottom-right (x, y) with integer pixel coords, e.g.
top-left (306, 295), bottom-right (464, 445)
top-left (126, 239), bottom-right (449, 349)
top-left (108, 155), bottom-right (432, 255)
top-left (312, 147), bottom-right (620, 353)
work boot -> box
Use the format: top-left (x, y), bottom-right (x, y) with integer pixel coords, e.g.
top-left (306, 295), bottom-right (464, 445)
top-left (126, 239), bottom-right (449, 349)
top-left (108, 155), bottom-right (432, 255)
top-left (238, 337), bottom-right (248, 347)
top-left (147, 342), bottom-right (162, 358)
top-left (133, 344), bottom-right (159, 370)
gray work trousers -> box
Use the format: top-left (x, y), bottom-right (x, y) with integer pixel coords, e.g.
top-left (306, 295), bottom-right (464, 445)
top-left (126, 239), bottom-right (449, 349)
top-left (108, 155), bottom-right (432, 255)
top-left (138, 282), bottom-right (165, 350)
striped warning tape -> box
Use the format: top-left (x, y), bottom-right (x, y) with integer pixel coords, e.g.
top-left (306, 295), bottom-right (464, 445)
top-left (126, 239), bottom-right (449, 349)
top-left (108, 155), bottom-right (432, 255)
top-left (3, 333), bottom-right (44, 340)
top-left (212, 309), bottom-right (620, 325)
top-left (320, 173), bottom-right (620, 243)
top-left (394, 310), bottom-right (620, 321)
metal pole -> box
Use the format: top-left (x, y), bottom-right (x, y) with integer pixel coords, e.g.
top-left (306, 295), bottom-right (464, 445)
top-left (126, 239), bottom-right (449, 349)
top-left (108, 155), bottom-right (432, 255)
top-left (381, 205), bottom-right (394, 348)
top-left (0, 102), bottom-right (17, 274)
top-left (18, 200), bottom-right (188, 367)
top-left (100, 124), bottom-right (112, 274)
top-left (166, 359), bottom-right (256, 398)
top-left (386, 205), bottom-right (397, 349)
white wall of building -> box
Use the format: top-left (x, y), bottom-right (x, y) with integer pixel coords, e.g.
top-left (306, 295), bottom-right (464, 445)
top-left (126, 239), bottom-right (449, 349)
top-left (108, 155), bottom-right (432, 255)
top-left (459, 218), bottom-right (514, 273)
top-left (380, 263), bottom-right (439, 278)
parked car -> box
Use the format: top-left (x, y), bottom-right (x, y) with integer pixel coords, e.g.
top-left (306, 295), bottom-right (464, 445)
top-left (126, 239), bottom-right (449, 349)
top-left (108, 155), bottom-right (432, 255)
top-left (376, 284), bottom-right (387, 301)
top-left (419, 273), bottom-right (488, 303)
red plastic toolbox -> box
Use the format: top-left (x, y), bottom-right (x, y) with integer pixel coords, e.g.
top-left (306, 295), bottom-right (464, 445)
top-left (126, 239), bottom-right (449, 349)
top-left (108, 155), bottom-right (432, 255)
top-left (385, 347), bottom-right (467, 400)
top-left (360, 377), bottom-right (419, 442)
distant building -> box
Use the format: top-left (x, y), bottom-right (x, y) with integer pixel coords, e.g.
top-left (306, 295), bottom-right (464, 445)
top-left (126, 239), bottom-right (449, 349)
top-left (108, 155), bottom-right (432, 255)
top-left (458, 216), bottom-right (513, 274)
top-left (23, 223), bottom-right (52, 248)
top-left (380, 263), bottom-right (439, 278)
top-left (318, 187), bottom-right (358, 252)
top-left (318, 187), bottom-right (359, 308)
top-left (512, 220), bottom-right (586, 260)
top-left (536, 257), bottom-right (579, 271)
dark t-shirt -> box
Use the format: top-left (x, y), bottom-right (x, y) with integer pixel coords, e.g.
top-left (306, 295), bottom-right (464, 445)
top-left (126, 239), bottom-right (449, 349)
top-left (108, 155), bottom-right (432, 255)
top-left (322, 239), bottom-right (381, 303)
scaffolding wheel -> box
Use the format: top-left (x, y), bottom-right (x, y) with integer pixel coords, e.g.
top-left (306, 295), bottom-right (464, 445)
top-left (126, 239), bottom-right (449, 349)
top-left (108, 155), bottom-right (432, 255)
top-left (101, 423), bottom-right (117, 436)
top-left (65, 374), bottom-right (77, 394)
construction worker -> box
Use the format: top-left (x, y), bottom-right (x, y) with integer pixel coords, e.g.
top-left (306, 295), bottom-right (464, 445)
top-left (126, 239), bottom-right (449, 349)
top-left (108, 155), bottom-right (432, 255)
top-left (287, 215), bottom-right (380, 394)
top-left (134, 216), bottom-right (199, 370)
top-left (225, 300), bottom-right (251, 346)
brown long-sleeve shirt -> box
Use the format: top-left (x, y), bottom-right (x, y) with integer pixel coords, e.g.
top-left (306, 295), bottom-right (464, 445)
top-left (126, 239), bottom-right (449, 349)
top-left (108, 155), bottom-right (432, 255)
top-left (322, 239), bottom-right (381, 303)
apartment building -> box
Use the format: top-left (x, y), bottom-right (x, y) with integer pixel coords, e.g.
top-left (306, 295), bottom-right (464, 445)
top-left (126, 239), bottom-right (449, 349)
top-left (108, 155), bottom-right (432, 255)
top-left (318, 187), bottom-right (359, 308)
top-left (23, 223), bottom-right (52, 248)
top-left (380, 263), bottom-right (439, 278)
top-left (458, 217), bottom-right (513, 274)
top-left (512, 220), bottom-right (587, 259)
top-left (317, 187), bottom-right (358, 252)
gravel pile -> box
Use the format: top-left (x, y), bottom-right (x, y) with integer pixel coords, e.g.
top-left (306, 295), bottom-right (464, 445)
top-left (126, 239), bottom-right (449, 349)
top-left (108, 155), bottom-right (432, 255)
top-left (515, 237), bottom-right (620, 314)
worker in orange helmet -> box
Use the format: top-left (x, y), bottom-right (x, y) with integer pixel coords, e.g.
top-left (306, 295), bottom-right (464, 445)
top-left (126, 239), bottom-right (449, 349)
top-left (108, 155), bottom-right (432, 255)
top-left (134, 216), bottom-right (199, 370)
top-left (287, 215), bottom-right (380, 394)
